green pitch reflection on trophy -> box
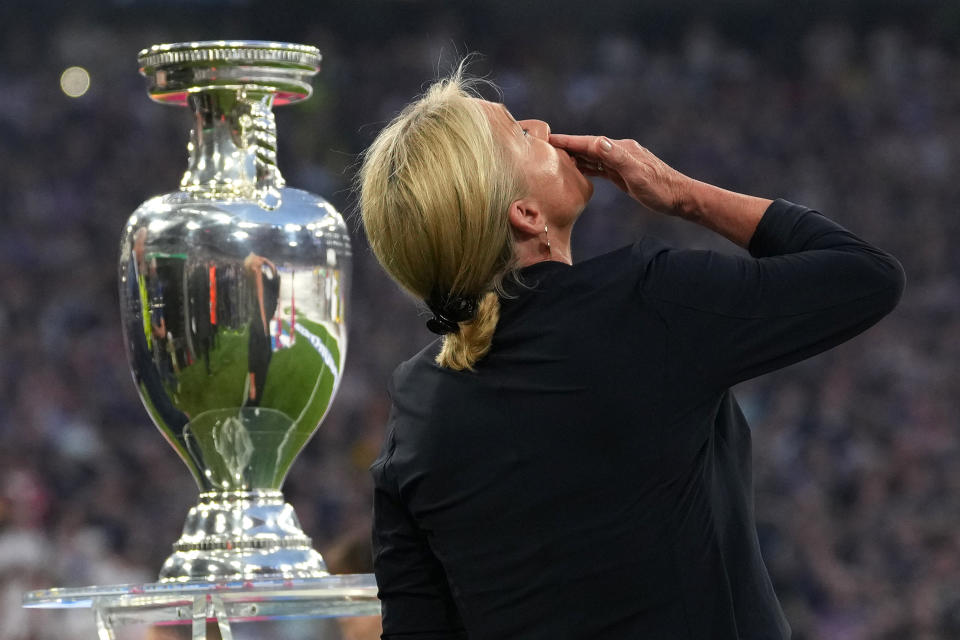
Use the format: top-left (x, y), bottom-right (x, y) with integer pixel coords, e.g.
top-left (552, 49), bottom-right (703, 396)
top-left (118, 41), bottom-right (351, 582)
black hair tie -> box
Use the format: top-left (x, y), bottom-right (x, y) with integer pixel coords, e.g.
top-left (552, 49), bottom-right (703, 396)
top-left (425, 292), bottom-right (478, 335)
top-left (426, 314), bottom-right (460, 335)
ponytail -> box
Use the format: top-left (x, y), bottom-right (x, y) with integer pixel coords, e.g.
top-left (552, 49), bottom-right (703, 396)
top-left (436, 292), bottom-right (500, 371)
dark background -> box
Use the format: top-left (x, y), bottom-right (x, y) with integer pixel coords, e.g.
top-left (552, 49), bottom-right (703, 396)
top-left (1, 1), bottom-right (958, 638)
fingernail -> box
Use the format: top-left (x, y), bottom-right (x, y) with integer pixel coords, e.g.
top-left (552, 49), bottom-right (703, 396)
top-left (600, 137), bottom-right (612, 152)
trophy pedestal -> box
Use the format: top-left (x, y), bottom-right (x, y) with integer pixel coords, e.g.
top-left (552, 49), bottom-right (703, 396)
top-left (23, 574), bottom-right (378, 640)
top-left (161, 491), bottom-right (327, 581)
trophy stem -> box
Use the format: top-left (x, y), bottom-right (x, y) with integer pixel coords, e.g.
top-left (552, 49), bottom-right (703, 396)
top-left (160, 490), bottom-right (328, 582)
top-left (182, 90), bottom-right (285, 209)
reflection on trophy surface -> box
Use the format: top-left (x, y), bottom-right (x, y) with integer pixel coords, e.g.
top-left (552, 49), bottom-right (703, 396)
top-left (118, 41), bottom-right (351, 582)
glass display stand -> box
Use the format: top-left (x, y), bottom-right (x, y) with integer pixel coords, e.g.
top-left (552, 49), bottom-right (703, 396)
top-left (23, 574), bottom-right (379, 640)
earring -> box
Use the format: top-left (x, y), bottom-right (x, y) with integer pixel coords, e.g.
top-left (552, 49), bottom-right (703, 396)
top-left (544, 225), bottom-right (550, 251)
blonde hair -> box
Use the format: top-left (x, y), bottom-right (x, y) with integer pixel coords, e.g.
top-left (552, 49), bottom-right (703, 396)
top-left (358, 68), bottom-right (525, 370)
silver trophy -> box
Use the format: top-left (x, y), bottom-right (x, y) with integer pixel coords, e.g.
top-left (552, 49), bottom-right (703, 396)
top-left (118, 41), bottom-right (351, 582)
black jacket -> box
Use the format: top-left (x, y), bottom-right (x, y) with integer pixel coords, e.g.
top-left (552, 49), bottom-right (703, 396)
top-left (371, 200), bottom-right (905, 639)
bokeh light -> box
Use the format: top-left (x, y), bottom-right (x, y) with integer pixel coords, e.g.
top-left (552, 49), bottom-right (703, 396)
top-left (60, 66), bottom-right (90, 98)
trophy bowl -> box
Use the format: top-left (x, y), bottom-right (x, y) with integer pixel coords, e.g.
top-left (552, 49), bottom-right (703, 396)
top-left (118, 41), bottom-right (351, 582)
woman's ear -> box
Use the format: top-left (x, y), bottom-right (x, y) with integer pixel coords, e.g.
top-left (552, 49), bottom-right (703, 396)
top-left (507, 199), bottom-right (545, 239)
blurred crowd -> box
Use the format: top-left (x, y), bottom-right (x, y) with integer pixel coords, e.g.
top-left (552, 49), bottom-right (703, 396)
top-left (0, 3), bottom-right (958, 639)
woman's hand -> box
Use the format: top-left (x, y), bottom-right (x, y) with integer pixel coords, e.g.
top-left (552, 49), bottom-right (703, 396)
top-left (549, 133), bottom-right (771, 248)
top-left (549, 134), bottom-right (692, 217)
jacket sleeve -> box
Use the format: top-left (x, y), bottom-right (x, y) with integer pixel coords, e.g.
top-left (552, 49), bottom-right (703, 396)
top-left (637, 199), bottom-right (905, 391)
top-left (371, 434), bottom-right (467, 640)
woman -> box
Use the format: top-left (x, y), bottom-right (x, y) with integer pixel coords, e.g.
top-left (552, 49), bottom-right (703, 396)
top-left (358, 68), bottom-right (904, 639)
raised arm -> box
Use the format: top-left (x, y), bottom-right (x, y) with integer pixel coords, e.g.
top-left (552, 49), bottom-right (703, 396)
top-left (641, 199), bottom-right (905, 389)
top-left (549, 133), bottom-right (904, 388)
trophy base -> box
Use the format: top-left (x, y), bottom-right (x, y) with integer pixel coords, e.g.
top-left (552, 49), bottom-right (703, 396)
top-left (160, 490), bottom-right (328, 582)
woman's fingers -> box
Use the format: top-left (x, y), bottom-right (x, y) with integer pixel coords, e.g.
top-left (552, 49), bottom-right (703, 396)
top-left (551, 132), bottom-right (683, 210)
top-left (548, 133), bottom-right (595, 155)
top-left (552, 133), bottom-right (629, 172)
top-left (553, 133), bottom-right (688, 214)
top-left (575, 154), bottom-right (628, 191)
top-left (574, 154), bottom-right (603, 174)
